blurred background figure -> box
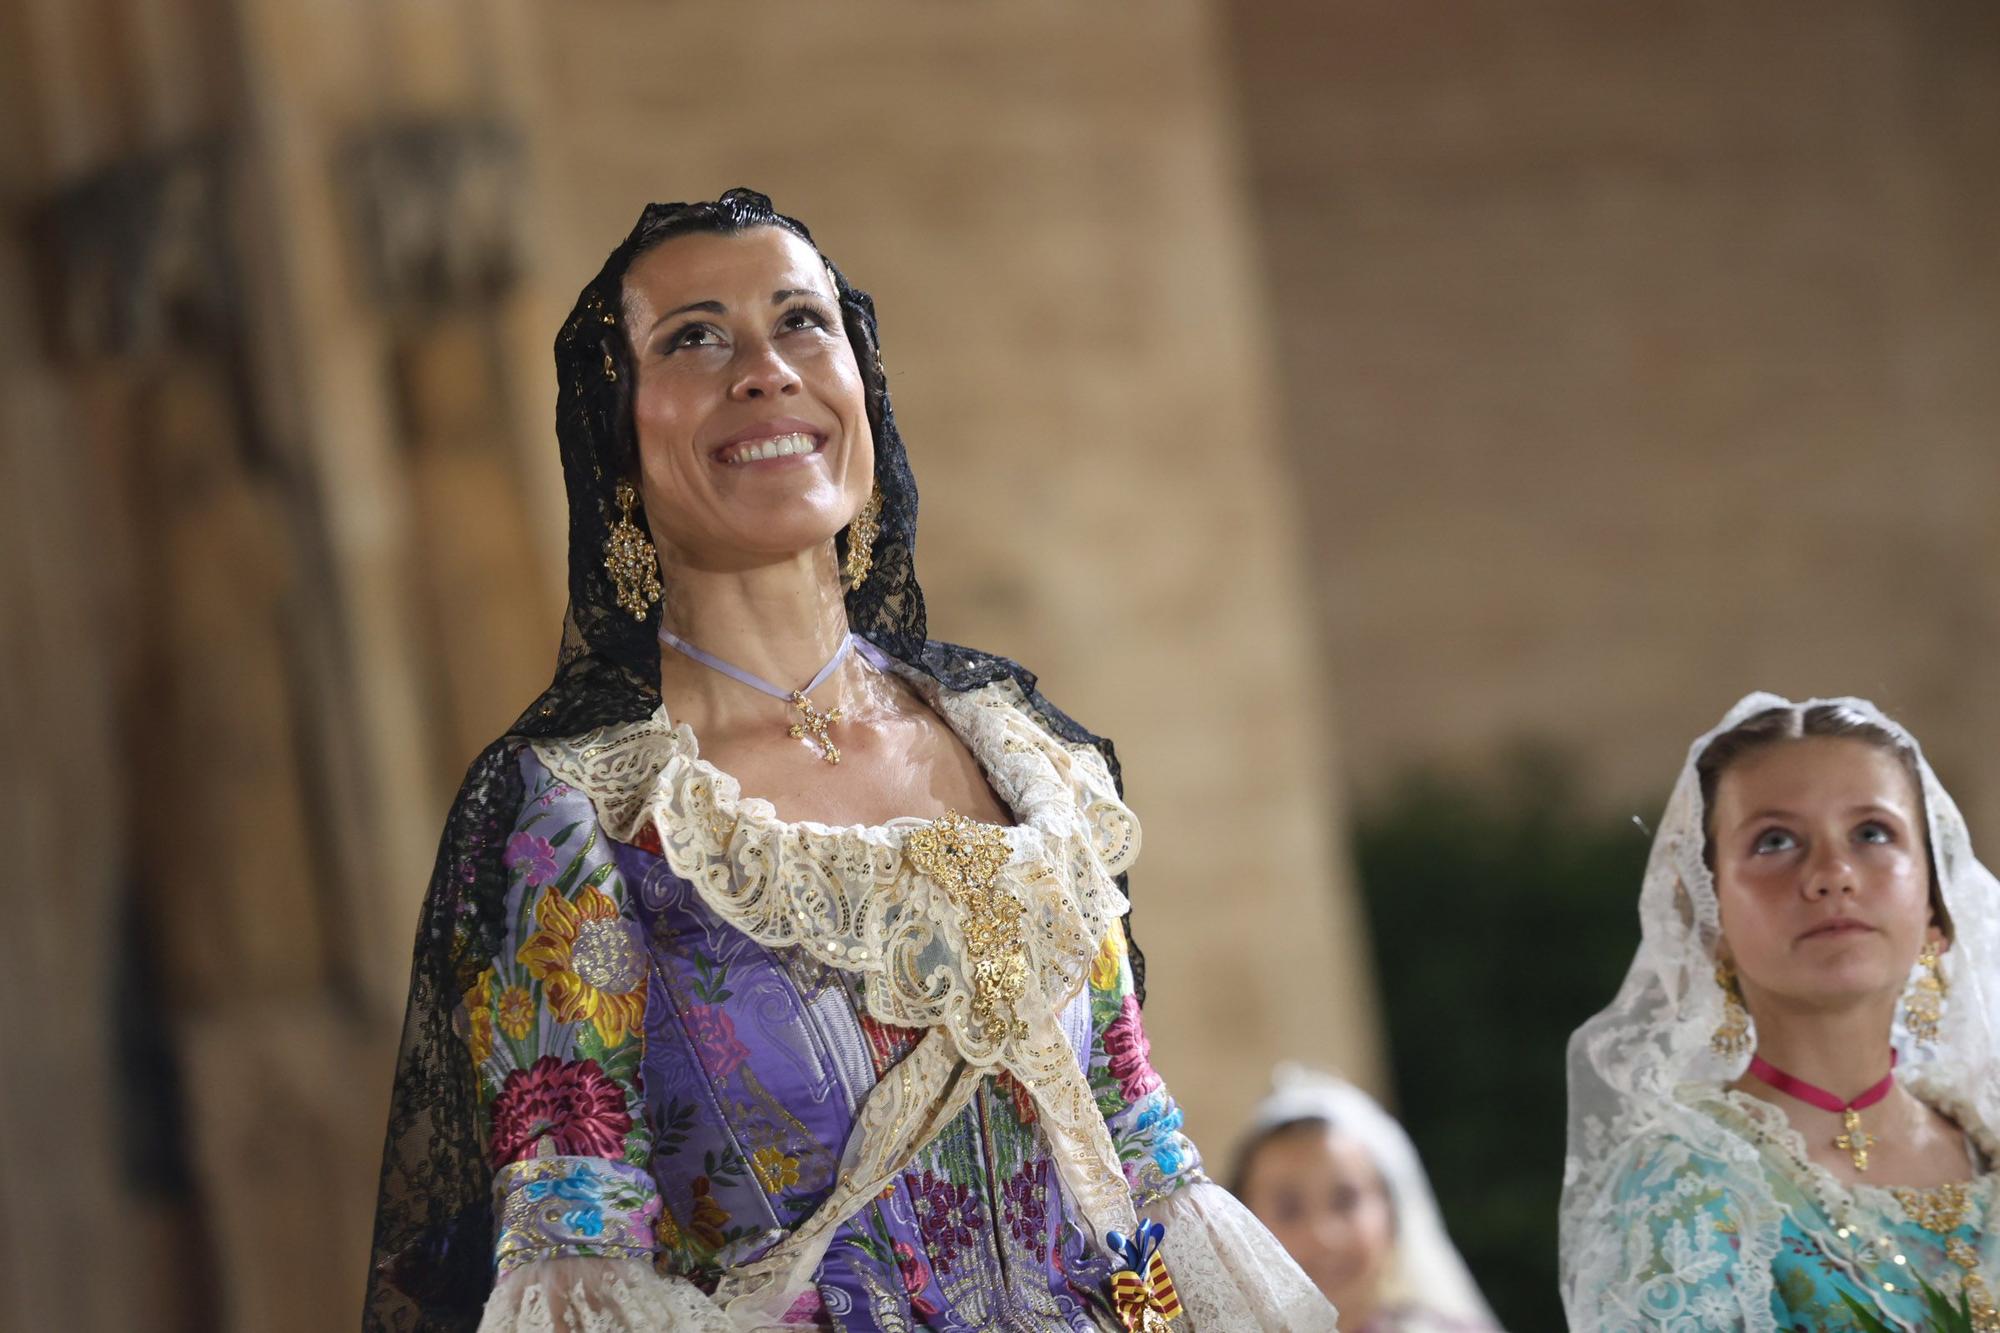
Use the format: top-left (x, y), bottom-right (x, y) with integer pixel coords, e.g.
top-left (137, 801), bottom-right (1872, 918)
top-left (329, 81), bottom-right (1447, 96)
top-left (1234, 1067), bottom-right (1502, 1333)
top-left (4, 2), bottom-right (1996, 1330)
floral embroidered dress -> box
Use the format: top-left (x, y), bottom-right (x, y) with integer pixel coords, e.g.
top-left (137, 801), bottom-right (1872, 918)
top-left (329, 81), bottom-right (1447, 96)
top-left (464, 667), bottom-right (1332, 1331)
top-left (1597, 1080), bottom-right (2000, 1332)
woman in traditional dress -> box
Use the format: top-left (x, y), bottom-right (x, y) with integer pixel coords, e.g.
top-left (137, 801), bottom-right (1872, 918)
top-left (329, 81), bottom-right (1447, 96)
top-left (1562, 693), bottom-right (2000, 1331)
top-left (1232, 1067), bottom-right (1502, 1333)
top-left (364, 190), bottom-right (1334, 1332)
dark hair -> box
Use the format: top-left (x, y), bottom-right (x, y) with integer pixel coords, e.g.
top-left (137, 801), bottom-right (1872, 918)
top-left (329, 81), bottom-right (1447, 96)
top-left (1229, 1116), bottom-right (1331, 1197)
top-left (603, 187), bottom-right (885, 476)
top-left (1696, 703), bottom-right (1950, 938)
top-left (1229, 1116), bottom-right (1398, 1234)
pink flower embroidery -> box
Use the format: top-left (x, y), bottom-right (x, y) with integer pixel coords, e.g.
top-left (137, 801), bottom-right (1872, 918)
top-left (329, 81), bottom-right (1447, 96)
top-left (503, 832), bottom-right (559, 887)
top-left (488, 1055), bottom-right (633, 1166)
top-left (780, 1288), bottom-right (829, 1326)
top-left (1102, 995), bottom-right (1163, 1102)
top-left (912, 1171), bottom-right (978, 1276)
top-left (1003, 1161), bottom-right (1050, 1248)
top-left (684, 1004), bottom-right (752, 1081)
top-left (894, 1241), bottom-right (940, 1319)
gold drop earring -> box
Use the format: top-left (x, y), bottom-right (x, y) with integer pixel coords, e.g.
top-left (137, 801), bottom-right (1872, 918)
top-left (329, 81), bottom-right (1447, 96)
top-left (1711, 956), bottom-right (1753, 1057)
top-left (1905, 938), bottom-right (1947, 1044)
top-left (603, 480), bottom-right (663, 619)
top-left (842, 487), bottom-right (882, 590)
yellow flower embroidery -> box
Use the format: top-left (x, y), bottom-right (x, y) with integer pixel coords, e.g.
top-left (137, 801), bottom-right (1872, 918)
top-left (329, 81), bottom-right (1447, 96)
top-left (654, 1208), bottom-right (683, 1250)
top-left (1090, 927), bottom-right (1127, 993)
top-left (517, 883), bottom-right (647, 1047)
top-left (463, 967), bottom-right (496, 1064)
top-left (688, 1177), bottom-right (730, 1250)
top-left (751, 1145), bottom-right (801, 1194)
top-left (496, 985), bottom-right (536, 1041)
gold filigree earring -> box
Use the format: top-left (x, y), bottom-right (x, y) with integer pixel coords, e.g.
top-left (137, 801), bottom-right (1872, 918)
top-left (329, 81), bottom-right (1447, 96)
top-left (1905, 939), bottom-right (1948, 1044)
top-left (842, 487), bottom-right (882, 589)
top-left (1711, 957), bottom-right (1753, 1057)
top-left (603, 481), bottom-right (662, 619)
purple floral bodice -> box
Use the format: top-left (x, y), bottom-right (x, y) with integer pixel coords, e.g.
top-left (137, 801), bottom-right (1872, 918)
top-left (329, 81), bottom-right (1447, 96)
top-left (465, 745), bottom-right (1202, 1330)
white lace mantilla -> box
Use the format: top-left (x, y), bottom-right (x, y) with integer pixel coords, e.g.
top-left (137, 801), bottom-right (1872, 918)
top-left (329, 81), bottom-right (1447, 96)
top-left (1562, 693), bottom-right (2000, 1331)
top-left (532, 670), bottom-right (1144, 1325)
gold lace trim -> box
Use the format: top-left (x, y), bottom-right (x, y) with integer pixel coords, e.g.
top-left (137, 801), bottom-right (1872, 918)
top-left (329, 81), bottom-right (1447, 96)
top-left (1895, 1182), bottom-right (1973, 1234)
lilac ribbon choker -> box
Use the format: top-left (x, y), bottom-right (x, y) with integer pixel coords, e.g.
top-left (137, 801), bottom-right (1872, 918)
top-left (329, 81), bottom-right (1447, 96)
top-left (657, 628), bottom-right (859, 764)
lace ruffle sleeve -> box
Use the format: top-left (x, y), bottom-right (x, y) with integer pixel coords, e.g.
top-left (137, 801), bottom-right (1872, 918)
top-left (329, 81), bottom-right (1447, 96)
top-left (1565, 1132), bottom-right (1783, 1332)
top-left (1140, 1182), bottom-right (1339, 1331)
top-left (478, 1256), bottom-right (736, 1332)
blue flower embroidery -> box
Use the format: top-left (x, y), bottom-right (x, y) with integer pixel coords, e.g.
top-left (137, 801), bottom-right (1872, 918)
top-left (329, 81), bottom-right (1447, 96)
top-left (560, 1205), bottom-right (607, 1238)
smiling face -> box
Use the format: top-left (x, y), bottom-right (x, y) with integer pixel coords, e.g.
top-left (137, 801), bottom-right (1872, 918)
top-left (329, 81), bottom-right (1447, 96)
top-left (1239, 1123), bottom-right (1395, 1323)
top-left (619, 226), bottom-right (873, 576)
top-left (1711, 736), bottom-right (1941, 1016)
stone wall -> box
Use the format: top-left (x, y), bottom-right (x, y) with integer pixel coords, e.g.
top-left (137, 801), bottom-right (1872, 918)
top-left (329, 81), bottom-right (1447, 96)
top-left (1231, 0), bottom-right (2000, 832)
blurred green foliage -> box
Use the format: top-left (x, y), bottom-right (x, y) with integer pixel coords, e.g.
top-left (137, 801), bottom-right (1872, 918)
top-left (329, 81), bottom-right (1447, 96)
top-left (1350, 750), bottom-right (1655, 1332)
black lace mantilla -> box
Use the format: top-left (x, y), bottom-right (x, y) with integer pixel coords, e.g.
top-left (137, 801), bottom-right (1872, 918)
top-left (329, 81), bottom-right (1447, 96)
top-left (363, 189), bottom-right (1145, 1329)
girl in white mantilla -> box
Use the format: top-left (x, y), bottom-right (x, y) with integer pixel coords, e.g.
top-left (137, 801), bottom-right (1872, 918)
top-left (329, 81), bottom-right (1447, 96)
top-left (1562, 694), bottom-right (2000, 1331)
top-left (1233, 1066), bottom-right (1503, 1333)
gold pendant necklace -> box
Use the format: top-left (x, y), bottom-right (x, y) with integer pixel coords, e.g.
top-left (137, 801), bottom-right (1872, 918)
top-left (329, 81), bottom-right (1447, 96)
top-left (658, 628), bottom-right (859, 765)
top-left (1835, 1108), bottom-right (1877, 1174)
top-left (787, 691), bottom-right (844, 765)
top-left (1747, 1050), bottom-right (1898, 1173)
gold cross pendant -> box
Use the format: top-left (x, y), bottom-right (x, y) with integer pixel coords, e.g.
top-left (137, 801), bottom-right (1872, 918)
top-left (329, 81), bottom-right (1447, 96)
top-left (1835, 1108), bottom-right (1875, 1173)
top-left (788, 691), bottom-right (844, 764)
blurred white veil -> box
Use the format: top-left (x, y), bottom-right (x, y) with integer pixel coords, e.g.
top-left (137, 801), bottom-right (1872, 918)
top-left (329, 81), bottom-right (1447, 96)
top-left (1247, 1065), bottom-right (1499, 1328)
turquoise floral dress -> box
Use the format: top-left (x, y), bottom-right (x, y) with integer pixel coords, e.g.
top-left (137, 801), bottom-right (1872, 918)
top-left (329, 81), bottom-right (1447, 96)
top-left (1602, 1084), bottom-right (2000, 1332)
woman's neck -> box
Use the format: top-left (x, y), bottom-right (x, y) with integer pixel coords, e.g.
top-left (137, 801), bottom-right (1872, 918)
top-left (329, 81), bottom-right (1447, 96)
top-left (1736, 995), bottom-right (1897, 1102)
top-left (656, 546), bottom-right (866, 734)
top-left (1730, 992), bottom-right (1975, 1183)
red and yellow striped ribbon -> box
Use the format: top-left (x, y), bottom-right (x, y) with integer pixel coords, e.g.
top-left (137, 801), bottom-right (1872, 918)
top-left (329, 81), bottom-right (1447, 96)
top-left (1110, 1251), bottom-right (1181, 1330)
